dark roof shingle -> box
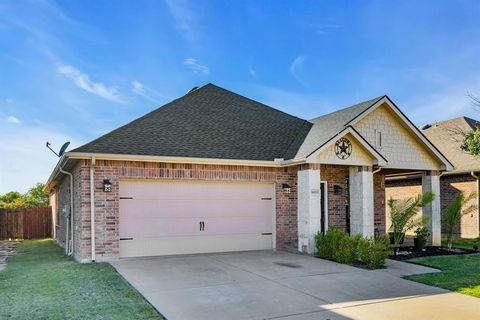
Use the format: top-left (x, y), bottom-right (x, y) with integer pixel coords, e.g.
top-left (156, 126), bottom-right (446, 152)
top-left (72, 83), bottom-right (312, 161)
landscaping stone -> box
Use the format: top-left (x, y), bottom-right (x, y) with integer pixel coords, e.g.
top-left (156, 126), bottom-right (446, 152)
top-left (0, 241), bottom-right (19, 272)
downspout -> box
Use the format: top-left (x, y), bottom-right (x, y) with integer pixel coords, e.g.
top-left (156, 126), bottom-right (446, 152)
top-left (90, 157), bottom-right (96, 262)
top-left (59, 168), bottom-right (74, 256)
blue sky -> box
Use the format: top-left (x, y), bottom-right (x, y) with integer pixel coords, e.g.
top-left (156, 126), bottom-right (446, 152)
top-left (1, 0), bottom-right (480, 193)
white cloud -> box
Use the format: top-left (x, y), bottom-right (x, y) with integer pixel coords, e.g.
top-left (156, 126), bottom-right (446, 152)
top-left (165, 0), bottom-right (195, 41)
top-left (5, 98), bottom-right (13, 104)
top-left (183, 58), bottom-right (210, 75)
top-left (403, 75), bottom-right (480, 125)
top-left (57, 64), bottom-right (124, 103)
top-left (248, 64), bottom-right (258, 79)
top-left (0, 125), bottom-right (81, 194)
top-left (6, 116), bottom-right (20, 124)
top-left (242, 83), bottom-right (332, 120)
top-left (130, 80), bottom-right (164, 104)
top-left (131, 80), bottom-right (144, 95)
top-left (289, 55), bottom-right (307, 83)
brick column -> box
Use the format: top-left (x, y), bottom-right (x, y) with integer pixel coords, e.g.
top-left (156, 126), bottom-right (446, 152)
top-left (422, 171), bottom-right (441, 246)
top-left (297, 168), bottom-right (321, 254)
top-left (349, 166), bottom-right (374, 237)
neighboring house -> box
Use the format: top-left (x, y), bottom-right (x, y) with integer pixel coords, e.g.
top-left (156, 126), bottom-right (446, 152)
top-left (45, 84), bottom-right (452, 263)
top-left (386, 116), bottom-right (480, 239)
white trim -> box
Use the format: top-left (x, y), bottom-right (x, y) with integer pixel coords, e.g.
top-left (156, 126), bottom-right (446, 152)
top-left (65, 152), bottom-right (282, 167)
top-left (320, 181), bottom-right (328, 233)
top-left (272, 183), bottom-right (277, 250)
top-left (306, 126), bottom-right (388, 166)
top-left (346, 97), bottom-right (453, 171)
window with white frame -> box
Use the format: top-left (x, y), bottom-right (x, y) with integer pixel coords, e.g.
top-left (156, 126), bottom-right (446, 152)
top-left (375, 130), bottom-right (382, 149)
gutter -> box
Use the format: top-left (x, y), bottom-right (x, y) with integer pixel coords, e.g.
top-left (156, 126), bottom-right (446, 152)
top-left (59, 168), bottom-right (74, 256)
top-left (90, 157), bottom-right (96, 262)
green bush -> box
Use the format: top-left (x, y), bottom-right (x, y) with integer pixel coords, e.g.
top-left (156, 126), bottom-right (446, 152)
top-left (315, 227), bottom-right (359, 264)
top-left (315, 228), bottom-right (391, 269)
top-left (357, 236), bottom-right (392, 269)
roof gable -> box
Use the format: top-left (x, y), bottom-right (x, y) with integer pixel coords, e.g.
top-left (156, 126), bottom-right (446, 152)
top-left (422, 116), bottom-right (480, 172)
top-left (72, 83), bottom-right (312, 161)
top-left (296, 95), bottom-right (453, 170)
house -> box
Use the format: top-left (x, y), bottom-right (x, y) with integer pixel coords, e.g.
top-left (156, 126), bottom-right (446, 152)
top-left (45, 84), bottom-right (453, 263)
top-left (386, 116), bottom-right (480, 239)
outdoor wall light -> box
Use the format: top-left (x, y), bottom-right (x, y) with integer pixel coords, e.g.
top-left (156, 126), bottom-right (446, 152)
top-left (333, 185), bottom-right (343, 195)
top-left (282, 183), bottom-right (292, 194)
top-left (103, 179), bottom-right (112, 192)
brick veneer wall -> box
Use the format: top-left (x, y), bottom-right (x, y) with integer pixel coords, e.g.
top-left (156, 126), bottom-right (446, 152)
top-left (440, 174), bottom-right (479, 238)
top-left (373, 173), bottom-right (386, 235)
top-left (386, 175), bottom-right (480, 238)
top-left (73, 160), bottom-right (301, 262)
top-left (320, 165), bottom-right (350, 232)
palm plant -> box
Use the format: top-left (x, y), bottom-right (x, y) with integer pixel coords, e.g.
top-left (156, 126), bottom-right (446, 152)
top-left (443, 192), bottom-right (477, 249)
top-left (388, 191), bottom-right (435, 254)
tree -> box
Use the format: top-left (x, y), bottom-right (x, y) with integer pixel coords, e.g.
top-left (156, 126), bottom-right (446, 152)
top-left (443, 192), bottom-right (477, 249)
top-left (461, 93), bottom-right (480, 157)
top-left (0, 183), bottom-right (49, 209)
top-left (388, 191), bottom-right (435, 254)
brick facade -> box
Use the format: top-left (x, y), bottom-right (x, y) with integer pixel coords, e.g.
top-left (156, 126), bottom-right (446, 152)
top-left (386, 174), bottom-right (480, 238)
top-left (373, 173), bottom-right (386, 235)
top-left (320, 165), bottom-right (350, 232)
top-left (52, 160), bottom-right (389, 262)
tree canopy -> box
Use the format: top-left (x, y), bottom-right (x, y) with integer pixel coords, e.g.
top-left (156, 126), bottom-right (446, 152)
top-left (0, 183), bottom-right (49, 209)
top-left (462, 94), bottom-right (480, 157)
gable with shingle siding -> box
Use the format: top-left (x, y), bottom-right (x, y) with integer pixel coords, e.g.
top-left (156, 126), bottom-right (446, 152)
top-left (353, 104), bottom-right (442, 170)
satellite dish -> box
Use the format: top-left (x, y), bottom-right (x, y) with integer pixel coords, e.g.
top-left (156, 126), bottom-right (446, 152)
top-left (58, 142), bottom-right (70, 157)
top-left (46, 141), bottom-right (70, 157)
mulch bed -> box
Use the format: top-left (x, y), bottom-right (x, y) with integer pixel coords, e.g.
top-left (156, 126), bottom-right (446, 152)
top-left (389, 246), bottom-right (478, 261)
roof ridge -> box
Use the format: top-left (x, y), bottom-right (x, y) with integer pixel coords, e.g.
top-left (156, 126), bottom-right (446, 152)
top-left (206, 83), bottom-right (308, 122)
top-left (309, 95), bottom-right (384, 122)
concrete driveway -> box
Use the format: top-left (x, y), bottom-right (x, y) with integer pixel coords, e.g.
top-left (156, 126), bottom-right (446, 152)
top-left (111, 251), bottom-right (480, 320)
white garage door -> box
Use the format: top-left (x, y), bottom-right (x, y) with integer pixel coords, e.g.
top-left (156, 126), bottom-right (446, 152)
top-left (119, 180), bottom-right (275, 258)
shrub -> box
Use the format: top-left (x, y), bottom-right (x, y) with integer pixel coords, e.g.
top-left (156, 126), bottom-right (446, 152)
top-left (357, 236), bottom-right (392, 269)
top-left (316, 228), bottom-right (392, 269)
top-left (315, 228), bottom-right (359, 264)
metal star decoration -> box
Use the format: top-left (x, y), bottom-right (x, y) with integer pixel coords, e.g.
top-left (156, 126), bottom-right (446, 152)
top-left (334, 137), bottom-right (352, 159)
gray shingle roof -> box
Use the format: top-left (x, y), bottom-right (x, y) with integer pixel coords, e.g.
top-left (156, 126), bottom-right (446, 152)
top-left (422, 116), bottom-right (480, 172)
top-left (72, 83), bottom-right (313, 161)
top-left (295, 96), bottom-right (384, 158)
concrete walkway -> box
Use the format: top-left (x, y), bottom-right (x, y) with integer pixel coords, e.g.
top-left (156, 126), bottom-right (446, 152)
top-left (0, 241), bottom-right (19, 272)
top-left (111, 251), bottom-right (480, 320)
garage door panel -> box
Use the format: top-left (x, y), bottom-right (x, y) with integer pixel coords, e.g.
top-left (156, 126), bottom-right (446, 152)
top-left (119, 180), bottom-right (274, 258)
top-left (120, 199), bottom-right (272, 219)
top-left (120, 216), bottom-right (272, 238)
top-left (120, 181), bottom-right (272, 200)
top-left (120, 234), bottom-right (273, 258)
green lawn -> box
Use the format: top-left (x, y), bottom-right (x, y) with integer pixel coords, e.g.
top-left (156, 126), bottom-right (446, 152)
top-left (442, 237), bottom-right (480, 250)
top-left (0, 239), bottom-right (163, 319)
top-left (405, 253), bottom-right (480, 298)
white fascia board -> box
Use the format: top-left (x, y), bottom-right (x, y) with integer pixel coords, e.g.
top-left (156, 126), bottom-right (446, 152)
top-left (65, 152), bottom-right (283, 167)
top-left (306, 126), bottom-right (388, 166)
top-left (346, 96), bottom-right (454, 171)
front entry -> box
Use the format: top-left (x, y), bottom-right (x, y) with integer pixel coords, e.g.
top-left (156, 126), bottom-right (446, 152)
top-left (320, 182), bottom-right (327, 234)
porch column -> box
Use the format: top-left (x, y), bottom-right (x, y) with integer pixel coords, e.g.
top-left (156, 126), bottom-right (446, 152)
top-left (422, 171), bottom-right (441, 246)
top-left (349, 166), bottom-right (374, 237)
top-left (297, 168), bottom-right (321, 254)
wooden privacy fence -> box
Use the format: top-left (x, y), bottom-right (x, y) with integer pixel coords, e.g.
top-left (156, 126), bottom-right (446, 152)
top-left (0, 207), bottom-right (52, 240)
